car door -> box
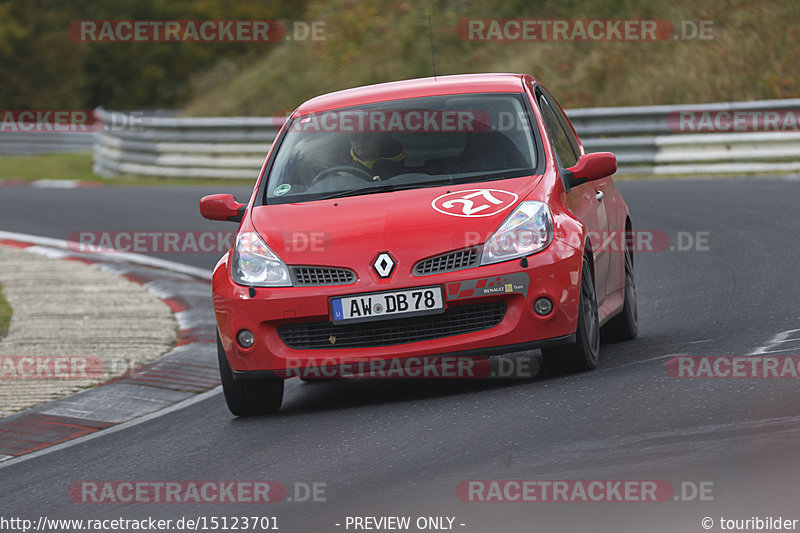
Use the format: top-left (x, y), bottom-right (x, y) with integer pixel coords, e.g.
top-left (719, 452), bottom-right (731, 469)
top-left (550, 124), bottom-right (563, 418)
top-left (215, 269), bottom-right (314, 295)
top-left (535, 87), bottom-right (611, 305)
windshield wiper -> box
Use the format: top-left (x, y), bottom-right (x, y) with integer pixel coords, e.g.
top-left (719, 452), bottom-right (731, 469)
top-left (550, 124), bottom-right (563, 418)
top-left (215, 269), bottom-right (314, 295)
top-left (446, 168), bottom-right (534, 183)
top-left (317, 183), bottom-right (399, 200)
top-left (317, 180), bottom-right (452, 201)
top-left (314, 170), bottom-right (536, 201)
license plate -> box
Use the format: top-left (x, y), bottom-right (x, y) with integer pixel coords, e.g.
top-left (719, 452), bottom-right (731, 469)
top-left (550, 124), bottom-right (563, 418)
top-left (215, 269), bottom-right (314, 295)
top-left (331, 286), bottom-right (444, 324)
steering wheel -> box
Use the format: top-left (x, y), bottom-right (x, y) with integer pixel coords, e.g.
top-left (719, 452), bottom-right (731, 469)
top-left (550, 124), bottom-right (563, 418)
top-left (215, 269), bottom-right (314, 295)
top-left (312, 165), bottom-right (375, 185)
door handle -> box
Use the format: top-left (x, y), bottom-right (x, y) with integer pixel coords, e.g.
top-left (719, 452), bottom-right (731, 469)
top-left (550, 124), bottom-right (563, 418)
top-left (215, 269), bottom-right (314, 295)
top-left (595, 190), bottom-right (604, 201)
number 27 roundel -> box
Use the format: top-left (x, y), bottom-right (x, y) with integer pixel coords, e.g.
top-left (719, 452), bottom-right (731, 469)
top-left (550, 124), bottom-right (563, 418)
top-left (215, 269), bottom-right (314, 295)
top-left (431, 189), bottom-right (519, 218)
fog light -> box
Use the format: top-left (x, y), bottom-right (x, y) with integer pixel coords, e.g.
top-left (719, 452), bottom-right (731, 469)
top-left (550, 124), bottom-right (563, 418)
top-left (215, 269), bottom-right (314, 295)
top-left (533, 298), bottom-right (553, 316)
top-left (237, 329), bottom-right (255, 348)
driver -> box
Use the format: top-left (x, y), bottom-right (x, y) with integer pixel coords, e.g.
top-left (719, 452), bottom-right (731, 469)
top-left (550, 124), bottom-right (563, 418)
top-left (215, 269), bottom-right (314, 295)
top-left (346, 132), bottom-right (407, 180)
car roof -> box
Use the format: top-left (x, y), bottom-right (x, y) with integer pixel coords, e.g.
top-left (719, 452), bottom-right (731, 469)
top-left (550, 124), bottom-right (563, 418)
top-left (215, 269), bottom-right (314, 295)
top-left (293, 73), bottom-right (532, 115)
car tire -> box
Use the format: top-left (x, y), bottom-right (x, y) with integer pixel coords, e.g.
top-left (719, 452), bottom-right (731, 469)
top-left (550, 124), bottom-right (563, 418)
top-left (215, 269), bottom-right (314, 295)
top-left (217, 333), bottom-right (284, 416)
top-left (603, 238), bottom-right (638, 342)
top-left (541, 254), bottom-right (600, 375)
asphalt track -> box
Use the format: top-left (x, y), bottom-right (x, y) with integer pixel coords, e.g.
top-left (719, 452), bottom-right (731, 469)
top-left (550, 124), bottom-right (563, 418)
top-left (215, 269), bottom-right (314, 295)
top-left (1, 176), bottom-right (799, 532)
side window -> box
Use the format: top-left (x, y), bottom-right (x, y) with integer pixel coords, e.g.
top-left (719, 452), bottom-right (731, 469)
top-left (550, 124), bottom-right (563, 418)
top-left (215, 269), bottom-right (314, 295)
top-left (538, 94), bottom-right (578, 168)
top-left (540, 88), bottom-right (580, 157)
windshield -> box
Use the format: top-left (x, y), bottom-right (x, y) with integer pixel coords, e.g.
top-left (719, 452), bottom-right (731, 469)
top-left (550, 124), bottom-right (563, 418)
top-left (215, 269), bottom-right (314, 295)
top-left (262, 93), bottom-right (540, 204)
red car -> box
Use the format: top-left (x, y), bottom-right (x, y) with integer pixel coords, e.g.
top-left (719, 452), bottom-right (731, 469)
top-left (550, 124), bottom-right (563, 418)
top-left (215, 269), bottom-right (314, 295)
top-left (201, 73), bottom-right (637, 415)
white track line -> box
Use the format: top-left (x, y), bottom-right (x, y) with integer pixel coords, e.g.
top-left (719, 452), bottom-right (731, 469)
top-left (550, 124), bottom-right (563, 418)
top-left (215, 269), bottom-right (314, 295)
top-left (0, 230), bottom-right (217, 469)
top-left (0, 230), bottom-right (212, 280)
top-left (0, 387), bottom-right (222, 470)
top-left (750, 328), bottom-right (800, 355)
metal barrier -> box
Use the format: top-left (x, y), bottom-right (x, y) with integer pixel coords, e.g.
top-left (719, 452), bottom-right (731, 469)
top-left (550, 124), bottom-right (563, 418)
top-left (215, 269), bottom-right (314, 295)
top-left (570, 98), bottom-right (800, 174)
top-left (92, 110), bottom-right (283, 179)
top-left (0, 131), bottom-right (95, 155)
top-left (0, 110), bottom-right (174, 156)
top-left (86, 99), bottom-right (800, 178)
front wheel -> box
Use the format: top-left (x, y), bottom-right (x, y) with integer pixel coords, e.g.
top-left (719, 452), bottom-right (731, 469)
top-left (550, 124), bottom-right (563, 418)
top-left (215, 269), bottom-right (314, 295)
top-left (217, 333), bottom-right (284, 416)
top-left (541, 254), bottom-right (600, 375)
top-left (603, 242), bottom-right (638, 342)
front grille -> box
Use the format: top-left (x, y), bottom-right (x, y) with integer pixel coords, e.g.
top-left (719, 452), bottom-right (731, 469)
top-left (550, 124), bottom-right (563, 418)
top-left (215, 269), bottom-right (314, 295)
top-left (414, 247), bottom-right (481, 276)
top-left (290, 266), bottom-right (357, 286)
top-left (278, 302), bottom-right (506, 349)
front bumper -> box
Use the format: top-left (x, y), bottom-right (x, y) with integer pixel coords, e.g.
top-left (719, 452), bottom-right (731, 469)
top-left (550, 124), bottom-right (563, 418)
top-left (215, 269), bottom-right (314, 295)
top-left (213, 240), bottom-right (583, 375)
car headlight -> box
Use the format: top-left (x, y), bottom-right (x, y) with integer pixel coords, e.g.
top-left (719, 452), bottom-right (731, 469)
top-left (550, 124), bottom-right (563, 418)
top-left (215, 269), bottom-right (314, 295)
top-left (231, 232), bottom-right (292, 287)
top-left (481, 201), bottom-right (553, 265)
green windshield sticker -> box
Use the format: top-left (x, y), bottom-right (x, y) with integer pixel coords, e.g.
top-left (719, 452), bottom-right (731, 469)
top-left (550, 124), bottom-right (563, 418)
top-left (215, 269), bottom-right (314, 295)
top-left (274, 184), bottom-right (291, 196)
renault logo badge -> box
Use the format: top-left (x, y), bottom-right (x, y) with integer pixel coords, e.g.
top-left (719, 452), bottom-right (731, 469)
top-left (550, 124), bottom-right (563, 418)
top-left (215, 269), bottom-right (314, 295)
top-left (373, 252), bottom-right (396, 278)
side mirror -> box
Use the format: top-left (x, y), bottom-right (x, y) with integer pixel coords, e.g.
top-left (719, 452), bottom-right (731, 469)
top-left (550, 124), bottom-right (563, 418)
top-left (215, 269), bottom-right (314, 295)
top-left (200, 194), bottom-right (246, 223)
top-left (565, 152), bottom-right (617, 188)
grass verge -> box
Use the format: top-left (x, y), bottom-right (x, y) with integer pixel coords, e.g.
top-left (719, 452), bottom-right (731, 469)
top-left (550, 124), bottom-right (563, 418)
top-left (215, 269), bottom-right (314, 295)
top-left (184, 0), bottom-right (800, 117)
top-left (0, 153), bottom-right (256, 187)
top-left (0, 283), bottom-right (12, 340)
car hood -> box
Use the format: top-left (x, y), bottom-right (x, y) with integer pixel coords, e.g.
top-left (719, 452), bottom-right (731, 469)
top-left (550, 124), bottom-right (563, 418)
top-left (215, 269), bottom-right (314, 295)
top-left (249, 175), bottom-right (544, 273)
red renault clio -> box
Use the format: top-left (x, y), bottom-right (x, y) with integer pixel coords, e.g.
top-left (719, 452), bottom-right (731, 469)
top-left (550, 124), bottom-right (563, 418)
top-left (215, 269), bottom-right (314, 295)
top-left (201, 73), bottom-right (637, 415)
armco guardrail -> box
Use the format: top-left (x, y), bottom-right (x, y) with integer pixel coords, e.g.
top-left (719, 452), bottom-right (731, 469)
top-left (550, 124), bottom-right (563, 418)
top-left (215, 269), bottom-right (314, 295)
top-left (571, 98), bottom-right (800, 174)
top-left (0, 109), bottom-right (176, 156)
top-left (93, 109), bottom-right (283, 179)
top-left (92, 99), bottom-right (800, 179)
top-left (0, 131), bottom-right (95, 155)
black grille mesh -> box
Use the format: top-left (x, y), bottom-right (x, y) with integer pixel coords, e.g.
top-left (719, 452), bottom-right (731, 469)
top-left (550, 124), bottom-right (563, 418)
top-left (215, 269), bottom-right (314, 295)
top-left (290, 266), bottom-right (357, 286)
top-left (414, 248), bottom-right (480, 276)
top-left (278, 302), bottom-right (506, 349)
